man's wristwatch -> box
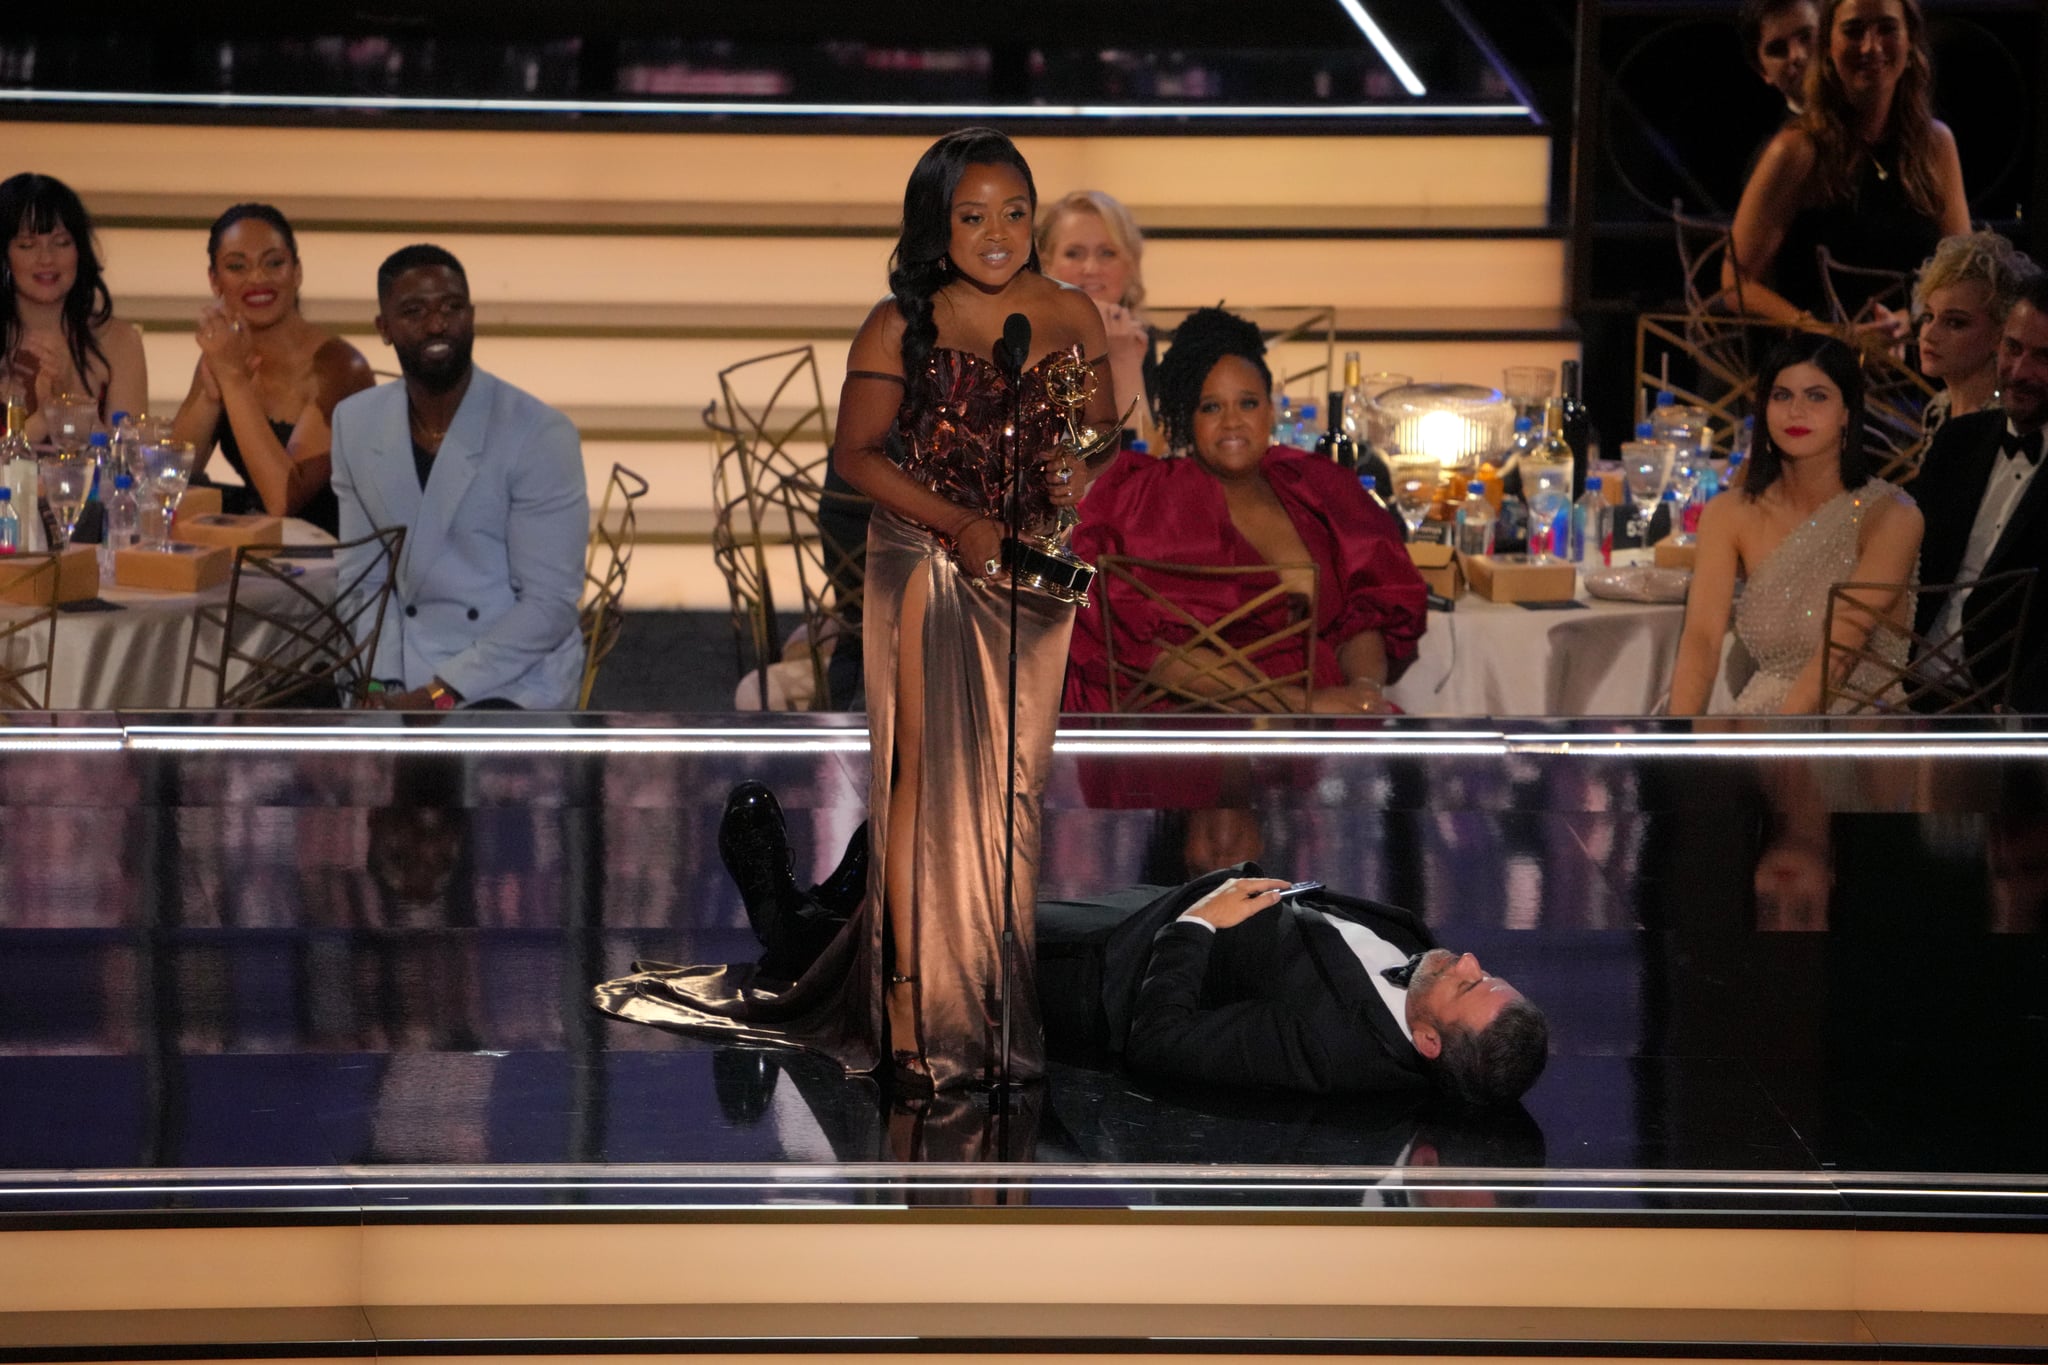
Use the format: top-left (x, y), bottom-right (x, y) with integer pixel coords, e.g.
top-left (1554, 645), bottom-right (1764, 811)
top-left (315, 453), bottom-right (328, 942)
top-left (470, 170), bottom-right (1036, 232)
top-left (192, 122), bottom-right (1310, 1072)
top-left (426, 680), bottom-right (462, 712)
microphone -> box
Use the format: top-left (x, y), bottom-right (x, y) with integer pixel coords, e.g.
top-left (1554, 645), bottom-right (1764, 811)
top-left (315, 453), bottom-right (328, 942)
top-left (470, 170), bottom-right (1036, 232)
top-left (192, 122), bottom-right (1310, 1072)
top-left (998, 313), bottom-right (1031, 381)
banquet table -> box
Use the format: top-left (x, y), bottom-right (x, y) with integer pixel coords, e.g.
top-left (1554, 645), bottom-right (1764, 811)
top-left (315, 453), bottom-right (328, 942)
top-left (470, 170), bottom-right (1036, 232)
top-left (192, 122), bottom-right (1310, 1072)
top-left (1386, 555), bottom-right (1687, 717)
top-left (0, 520), bottom-right (340, 710)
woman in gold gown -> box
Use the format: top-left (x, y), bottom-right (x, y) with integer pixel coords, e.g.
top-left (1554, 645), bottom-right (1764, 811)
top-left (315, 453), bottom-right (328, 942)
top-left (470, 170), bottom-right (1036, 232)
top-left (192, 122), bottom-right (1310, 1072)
top-left (596, 129), bottom-right (1115, 1093)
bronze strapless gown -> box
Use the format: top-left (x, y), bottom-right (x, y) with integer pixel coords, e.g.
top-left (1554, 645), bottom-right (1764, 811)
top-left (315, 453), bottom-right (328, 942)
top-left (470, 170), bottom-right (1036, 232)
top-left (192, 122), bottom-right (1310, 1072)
top-left (594, 348), bottom-right (1076, 1089)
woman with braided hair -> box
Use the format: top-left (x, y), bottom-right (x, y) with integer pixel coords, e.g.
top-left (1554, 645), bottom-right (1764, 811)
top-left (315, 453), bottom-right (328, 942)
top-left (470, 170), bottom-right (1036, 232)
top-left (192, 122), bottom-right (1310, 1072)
top-left (1064, 306), bottom-right (1426, 714)
top-left (595, 129), bottom-right (1115, 1094)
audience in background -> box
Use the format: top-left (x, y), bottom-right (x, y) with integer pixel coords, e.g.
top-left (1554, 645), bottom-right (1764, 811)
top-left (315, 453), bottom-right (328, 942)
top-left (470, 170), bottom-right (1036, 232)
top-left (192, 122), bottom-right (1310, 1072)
top-left (1671, 334), bottom-right (1922, 715)
top-left (1037, 189), bottom-right (1158, 448)
top-left (1725, 0), bottom-right (1968, 329)
top-left (1910, 272), bottom-right (2048, 713)
top-left (333, 245), bottom-right (589, 711)
top-left (171, 203), bottom-right (375, 535)
top-left (1740, 0), bottom-right (1820, 115)
top-left (1912, 232), bottom-right (2040, 440)
top-left (1, 172), bottom-right (147, 438)
top-left (1063, 307), bottom-right (1424, 714)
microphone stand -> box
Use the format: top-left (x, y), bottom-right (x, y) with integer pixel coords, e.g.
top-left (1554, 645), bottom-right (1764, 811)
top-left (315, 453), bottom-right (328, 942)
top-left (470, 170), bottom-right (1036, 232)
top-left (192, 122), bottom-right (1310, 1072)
top-left (997, 342), bottom-right (1024, 1098)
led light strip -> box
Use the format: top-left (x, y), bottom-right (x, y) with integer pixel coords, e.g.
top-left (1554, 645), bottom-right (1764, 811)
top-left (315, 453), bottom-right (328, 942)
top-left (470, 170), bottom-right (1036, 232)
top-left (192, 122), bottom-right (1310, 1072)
top-left (1335, 0), bottom-right (1428, 96)
top-left (0, 89), bottom-right (1524, 120)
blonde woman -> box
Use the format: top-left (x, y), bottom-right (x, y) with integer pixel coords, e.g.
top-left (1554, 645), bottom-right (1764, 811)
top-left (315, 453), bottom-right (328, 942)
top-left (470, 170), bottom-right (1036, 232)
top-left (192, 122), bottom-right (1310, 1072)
top-left (1912, 231), bottom-right (2040, 439)
top-left (1038, 189), bottom-right (1158, 448)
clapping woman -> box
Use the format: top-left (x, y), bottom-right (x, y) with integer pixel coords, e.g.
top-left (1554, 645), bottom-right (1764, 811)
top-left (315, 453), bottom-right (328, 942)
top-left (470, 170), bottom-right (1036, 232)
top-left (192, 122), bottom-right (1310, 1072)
top-left (1, 174), bottom-right (147, 439)
top-left (1038, 189), bottom-right (1159, 448)
top-left (171, 204), bottom-right (374, 533)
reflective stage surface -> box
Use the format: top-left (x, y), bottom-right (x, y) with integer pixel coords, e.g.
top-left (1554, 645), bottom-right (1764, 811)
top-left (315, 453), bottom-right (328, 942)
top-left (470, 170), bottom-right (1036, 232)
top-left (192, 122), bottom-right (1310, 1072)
top-left (1, 715), bottom-right (2045, 1220)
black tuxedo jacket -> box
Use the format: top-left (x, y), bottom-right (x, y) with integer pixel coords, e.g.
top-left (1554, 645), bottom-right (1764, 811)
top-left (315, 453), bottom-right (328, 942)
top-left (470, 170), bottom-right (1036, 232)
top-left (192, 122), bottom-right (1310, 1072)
top-left (1912, 411), bottom-right (2048, 711)
top-left (1079, 864), bottom-right (1438, 1097)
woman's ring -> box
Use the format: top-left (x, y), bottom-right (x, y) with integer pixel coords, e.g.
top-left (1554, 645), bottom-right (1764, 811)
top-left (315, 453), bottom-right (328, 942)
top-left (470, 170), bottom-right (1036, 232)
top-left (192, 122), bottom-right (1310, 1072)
top-left (1055, 464), bottom-right (1073, 485)
top-left (983, 557), bottom-right (1001, 578)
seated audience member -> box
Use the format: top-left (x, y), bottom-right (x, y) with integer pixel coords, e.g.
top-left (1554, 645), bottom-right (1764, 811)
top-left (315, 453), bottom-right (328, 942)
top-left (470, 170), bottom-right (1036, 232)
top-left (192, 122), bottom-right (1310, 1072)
top-left (1912, 232), bottom-right (2040, 440)
top-left (1910, 272), bottom-right (2048, 711)
top-left (1, 173), bottom-right (147, 437)
top-left (1725, 0), bottom-right (1968, 328)
top-left (1741, 0), bottom-right (1820, 115)
top-left (1037, 189), bottom-right (1158, 448)
top-left (1063, 307), bottom-right (1425, 714)
top-left (332, 245), bottom-right (589, 711)
top-left (702, 791), bottom-right (1549, 1107)
top-left (172, 203), bottom-right (374, 535)
top-left (1671, 334), bottom-right (1923, 714)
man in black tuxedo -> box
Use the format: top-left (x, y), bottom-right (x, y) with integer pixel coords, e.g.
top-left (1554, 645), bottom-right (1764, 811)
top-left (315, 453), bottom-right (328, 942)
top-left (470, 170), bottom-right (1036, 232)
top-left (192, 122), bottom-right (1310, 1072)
top-left (1912, 272), bottom-right (2048, 711)
top-left (1041, 868), bottom-right (1547, 1108)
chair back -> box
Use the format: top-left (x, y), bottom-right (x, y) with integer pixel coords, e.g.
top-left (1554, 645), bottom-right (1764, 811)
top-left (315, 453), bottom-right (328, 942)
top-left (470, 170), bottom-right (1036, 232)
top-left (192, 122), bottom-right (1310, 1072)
top-left (183, 526), bottom-right (406, 709)
top-left (1822, 568), bottom-right (2038, 714)
top-left (579, 462), bottom-right (647, 708)
top-left (1097, 554), bottom-right (1319, 714)
top-left (713, 345), bottom-right (865, 711)
top-left (0, 555), bottom-right (62, 709)
top-left (1816, 245), bottom-right (1912, 328)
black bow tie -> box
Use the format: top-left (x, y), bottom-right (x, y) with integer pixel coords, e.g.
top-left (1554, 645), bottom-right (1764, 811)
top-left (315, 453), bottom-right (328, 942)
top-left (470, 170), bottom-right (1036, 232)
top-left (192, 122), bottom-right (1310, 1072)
top-left (2001, 427), bottom-right (2045, 466)
top-left (1380, 952), bottom-right (1427, 989)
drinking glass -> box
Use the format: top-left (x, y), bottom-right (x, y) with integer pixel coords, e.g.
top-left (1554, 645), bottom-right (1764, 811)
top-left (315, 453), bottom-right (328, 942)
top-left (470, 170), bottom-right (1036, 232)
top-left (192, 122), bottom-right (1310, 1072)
top-left (140, 439), bottom-right (196, 551)
top-left (1667, 446), bottom-right (1706, 545)
top-left (1389, 457), bottom-right (1440, 540)
top-left (1522, 455), bottom-right (1573, 563)
top-left (1502, 366), bottom-right (1556, 425)
top-left (38, 452), bottom-right (94, 550)
top-left (44, 393), bottom-right (100, 454)
top-left (1620, 440), bottom-right (1675, 544)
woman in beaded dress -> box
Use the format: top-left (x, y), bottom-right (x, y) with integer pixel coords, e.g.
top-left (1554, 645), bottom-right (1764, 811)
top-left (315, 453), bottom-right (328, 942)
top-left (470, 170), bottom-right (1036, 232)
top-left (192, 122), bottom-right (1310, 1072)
top-left (593, 129), bottom-right (1114, 1093)
top-left (1671, 334), bottom-right (1923, 715)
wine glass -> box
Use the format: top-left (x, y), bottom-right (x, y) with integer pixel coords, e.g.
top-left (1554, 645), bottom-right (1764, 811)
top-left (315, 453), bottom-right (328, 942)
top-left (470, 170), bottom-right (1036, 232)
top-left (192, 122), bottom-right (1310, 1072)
top-left (1522, 454), bottom-right (1573, 563)
top-left (45, 393), bottom-right (101, 454)
top-left (1620, 440), bottom-right (1675, 545)
top-left (38, 452), bottom-right (95, 550)
top-left (1667, 446), bottom-right (1706, 545)
top-left (1389, 457), bottom-right (1440, 540)
top-left (139, 439), bottom-right (196, 551)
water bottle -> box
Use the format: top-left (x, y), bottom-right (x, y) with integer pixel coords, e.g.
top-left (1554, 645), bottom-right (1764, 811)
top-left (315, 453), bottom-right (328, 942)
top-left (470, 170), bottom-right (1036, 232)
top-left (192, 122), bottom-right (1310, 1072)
top-left (1293, 403), bottom-right (1319, 452)
top-left (0, 487), bottom-right (17, 556)
top-left (1684, 467), bottom-right (1720, 539)
top-left (1455, 479), bottom-right (1496, 556)
top-left (74, 431), bottom-right (111, 544)
top-left (1503, 415), bottom-right (1538, 498)
top-left (1727, 417), bottom-right (1752, 487)
top-left (1571, 476), bottom-right (1611, 566)
top-left (100, 472), bottom-right (140, 583)
top-left (1271, 392), bottom-right (1296, 449)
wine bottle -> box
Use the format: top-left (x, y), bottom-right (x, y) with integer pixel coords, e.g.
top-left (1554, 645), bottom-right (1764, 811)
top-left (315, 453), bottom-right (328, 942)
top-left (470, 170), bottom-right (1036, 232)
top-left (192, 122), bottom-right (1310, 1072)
top-left (1313, 390), bottom-right (1358, 471)
top-left (1558, 359), bottom-right (1591, 497)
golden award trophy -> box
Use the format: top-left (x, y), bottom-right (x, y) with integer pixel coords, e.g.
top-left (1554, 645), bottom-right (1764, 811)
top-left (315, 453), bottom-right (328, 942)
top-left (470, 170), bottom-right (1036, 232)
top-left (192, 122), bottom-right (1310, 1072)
top-left (1000, 346), bottom-right (1134, 606)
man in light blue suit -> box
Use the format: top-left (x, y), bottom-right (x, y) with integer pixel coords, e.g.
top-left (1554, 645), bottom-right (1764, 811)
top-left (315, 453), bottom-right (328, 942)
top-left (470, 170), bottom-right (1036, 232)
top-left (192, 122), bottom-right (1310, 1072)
top-left (332, 245), bottom-right (589, 710)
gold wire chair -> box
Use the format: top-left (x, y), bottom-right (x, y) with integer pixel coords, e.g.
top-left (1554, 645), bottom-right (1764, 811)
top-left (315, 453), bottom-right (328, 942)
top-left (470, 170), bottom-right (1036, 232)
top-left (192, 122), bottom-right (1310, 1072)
top-left (1098, 555), bottom-right (1320, 714)
top-left (1821, 569), bottom-right (2039, 714)
top-left (0, 555), bottom-right (62, 709)
top-left (182, 526), bottom-right (406, 708)
top-left (578, 463), bottom-right (647, 709)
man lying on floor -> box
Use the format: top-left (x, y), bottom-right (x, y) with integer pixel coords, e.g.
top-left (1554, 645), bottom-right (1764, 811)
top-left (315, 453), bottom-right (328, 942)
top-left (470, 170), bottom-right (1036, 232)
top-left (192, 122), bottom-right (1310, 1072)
top-left (686, 783), bottom-right (1548, 1109)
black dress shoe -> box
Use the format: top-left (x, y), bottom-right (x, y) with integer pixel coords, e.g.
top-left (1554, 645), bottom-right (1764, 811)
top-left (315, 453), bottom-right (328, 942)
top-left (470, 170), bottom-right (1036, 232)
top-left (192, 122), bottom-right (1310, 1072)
top-left (811, 821), bottom-right (870, 917)
top-left (719, 781), bottom-right (804, 951)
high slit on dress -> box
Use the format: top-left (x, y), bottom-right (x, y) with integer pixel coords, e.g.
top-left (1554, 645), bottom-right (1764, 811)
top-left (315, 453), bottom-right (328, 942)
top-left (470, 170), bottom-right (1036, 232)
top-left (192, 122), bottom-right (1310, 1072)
top-left (593, 347), bottom-right (1078, 1088)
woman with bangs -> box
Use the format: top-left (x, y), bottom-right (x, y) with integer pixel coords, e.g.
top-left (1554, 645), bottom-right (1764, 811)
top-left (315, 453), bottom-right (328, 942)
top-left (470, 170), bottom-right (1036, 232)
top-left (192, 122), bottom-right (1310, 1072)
top-left (1, 173), bottom-right (147, 439)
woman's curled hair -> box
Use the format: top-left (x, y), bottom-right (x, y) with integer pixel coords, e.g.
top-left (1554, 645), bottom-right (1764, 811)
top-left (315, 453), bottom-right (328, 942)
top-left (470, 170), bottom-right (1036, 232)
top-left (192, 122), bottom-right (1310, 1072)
top-left (1155, 306), bottom-right (1271, 456)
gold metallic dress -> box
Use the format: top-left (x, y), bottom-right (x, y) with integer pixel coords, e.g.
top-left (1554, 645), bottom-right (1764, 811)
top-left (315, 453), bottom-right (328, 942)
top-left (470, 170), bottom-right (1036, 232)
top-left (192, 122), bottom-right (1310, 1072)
top-left (593, 347), bottom-right (1077, 1089)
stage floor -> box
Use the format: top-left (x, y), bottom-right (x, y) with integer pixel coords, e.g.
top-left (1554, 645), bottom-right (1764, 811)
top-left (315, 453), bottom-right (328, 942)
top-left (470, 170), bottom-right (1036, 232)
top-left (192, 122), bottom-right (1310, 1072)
top-left (2, 714), bottom-right (2044, 1221)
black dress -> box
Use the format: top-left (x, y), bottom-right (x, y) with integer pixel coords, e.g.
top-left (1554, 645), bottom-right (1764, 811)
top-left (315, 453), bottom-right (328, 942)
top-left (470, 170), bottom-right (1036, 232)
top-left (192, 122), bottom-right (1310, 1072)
top-left (1770, 140), bottom-right (1943, 320)
top-left (206, 415), bottom-right (340, 535)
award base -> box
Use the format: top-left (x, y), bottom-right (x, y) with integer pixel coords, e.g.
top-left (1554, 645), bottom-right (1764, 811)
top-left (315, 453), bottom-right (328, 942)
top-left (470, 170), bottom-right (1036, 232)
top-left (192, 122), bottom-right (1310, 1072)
top-left (1001, 536), bottom-right (1094, 606)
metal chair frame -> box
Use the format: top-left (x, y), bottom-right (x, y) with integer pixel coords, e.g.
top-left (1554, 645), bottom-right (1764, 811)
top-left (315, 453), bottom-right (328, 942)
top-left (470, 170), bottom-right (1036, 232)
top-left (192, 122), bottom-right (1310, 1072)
top-left (579, 462), bottom-right (647, 709)
top-left (182, 526), bottom-right (406, 709)
top-left (1098, 554), bottom-right (1320, 714)
top-left (1821, 569), bottom-right (2038, 715)
top-left (0, 555), bottom-right (62, 710)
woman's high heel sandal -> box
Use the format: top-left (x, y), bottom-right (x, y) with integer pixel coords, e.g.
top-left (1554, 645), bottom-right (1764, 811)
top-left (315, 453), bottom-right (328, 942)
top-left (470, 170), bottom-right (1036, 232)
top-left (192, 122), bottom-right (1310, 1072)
top-left (886, 974), bottom-right (934, 1096)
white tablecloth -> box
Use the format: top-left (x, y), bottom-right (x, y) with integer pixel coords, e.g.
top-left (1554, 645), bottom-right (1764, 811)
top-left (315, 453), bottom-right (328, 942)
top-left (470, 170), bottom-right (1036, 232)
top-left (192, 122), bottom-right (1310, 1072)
top-left (0, 521), bottom-right (339, 710)
top-left (1386, 556), bottom-right (1687, 717)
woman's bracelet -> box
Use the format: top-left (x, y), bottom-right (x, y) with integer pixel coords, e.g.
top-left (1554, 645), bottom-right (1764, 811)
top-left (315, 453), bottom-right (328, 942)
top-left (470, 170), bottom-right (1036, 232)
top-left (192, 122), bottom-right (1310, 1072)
top-left (938, 510), bottom-right (988, 546)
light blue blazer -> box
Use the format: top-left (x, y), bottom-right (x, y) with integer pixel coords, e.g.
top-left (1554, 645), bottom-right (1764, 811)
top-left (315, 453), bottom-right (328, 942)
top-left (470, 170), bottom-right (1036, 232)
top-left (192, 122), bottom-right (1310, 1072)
top-left (331, 368), bottom-right (589, 710)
